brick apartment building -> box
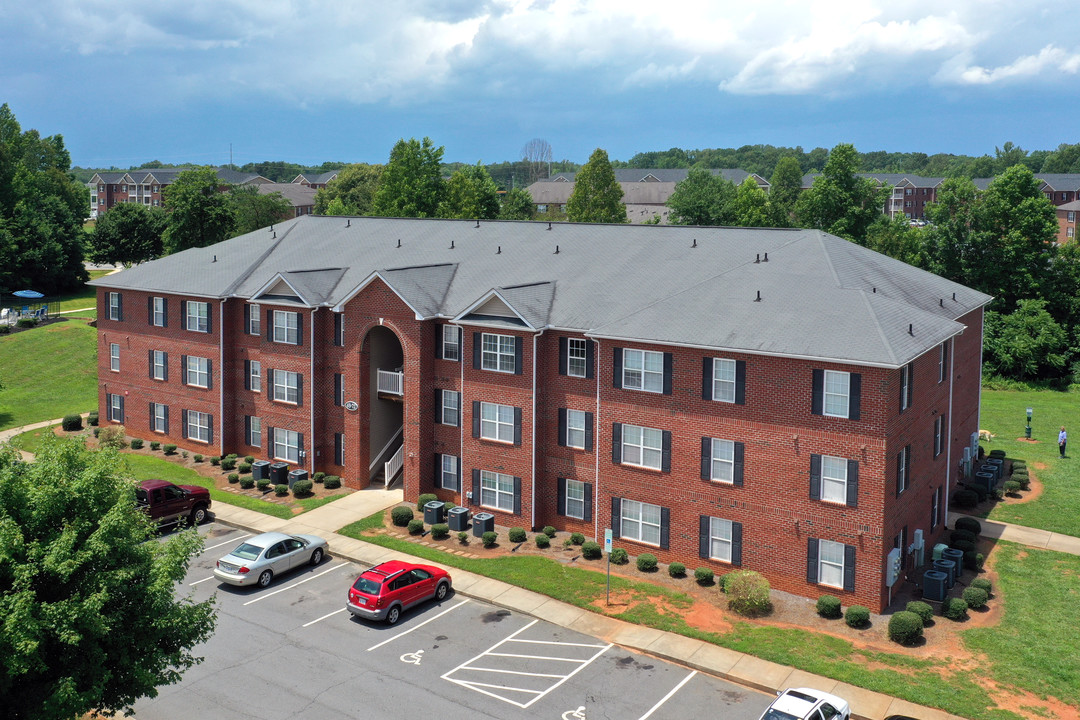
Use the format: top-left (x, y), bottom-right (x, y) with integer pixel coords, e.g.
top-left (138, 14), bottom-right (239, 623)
top-left (90, 216), bottom-right (989, 611)
top-left (88, 168), bottom-right (271, 219)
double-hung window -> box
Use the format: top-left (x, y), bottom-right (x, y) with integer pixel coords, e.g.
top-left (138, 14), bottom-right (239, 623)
top-left (248, 361), bottom-right (261, 392)
top-left (151, 350), bottom-right (167, 380)
top-left (621, 424), bottom-right (663, 470)
top-left (439, 455), bottom-right (459, 490)
top-left (151, 403), bottom-right (167, 433)
top-left (896, 445), bottom-right (912, 495)
top-left (440, 390), bottom-right (459, 427)
top-left (273, 370), bottom-right (299, 404)
top-left (247, 416), bottom-right (261, 447)
top-left (186, 410), bottom-right (210, 443)
top-left (272, 428), bottom-right (300, 463)
top-left (273, 310), bottom-right (299, 344)
top-left (712, 358), bottom-right (736, 402)
top-left (480, 402), bottom-right (515, 443)
top-left (334, 373), bottom-right (345, 406)
top-left (623, 349), bottom-right (664, 393)
top-left (108, 394), bottom-right (123, 422)
top-left (708, 438), bottom-right (735, 483)
top-left (109, 343), bottom-right (120, 372)
top-left (565, 410), bottom-right (586, 449)
top-left (441, 325), bottom-right (460, 361)
top-left (335, 433), bottom-right (345, 466)
top-left (108, 292), bottom-right (122, 321)
top-left (824, 370), bottom-right (850, 417)
top-left (151, 297), bottom-right (165, 327)
top-left (564, 479), bottom-right (586, 519)
top-left (817, 539), bottom-right (846, 589)
top-left (247, 304), bottom-right (261, 335)
top-left (481, 333), bottom-right (516, 373)
top-left (186, 301), bottom-right (209, 333)
top-left (820, 455), bottom-right (848, 504)
top-left (938, 342), bottom-right (948, 383)
top-left (480, 470), bottom-right (515, 511)
top-left (934, 415), bottom-right (944, 457)
top-left (707, 517), bottom-right (734, 563)
top-left (899, 362), bottom-right (913, 412)
top-left (566, 339), bottom-right (587, 378)
top-left (931, 486), bottom-right (942, 529)
top-left (619, 499), bottom-right (662, 546)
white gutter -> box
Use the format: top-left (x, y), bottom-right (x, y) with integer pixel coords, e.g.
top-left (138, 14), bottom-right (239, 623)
top-left (310, 308), bottom-right (317, 473)
top-left (945, 337), bottom-right (955, 518)
top-left (219, 299), bottom-right (226, 456)
top-left (531, 328), bottom-right (546, 529)
top-left (593, 338), bottom-right (601, 542)
top-left (457, 324), bottom-right (465, 506)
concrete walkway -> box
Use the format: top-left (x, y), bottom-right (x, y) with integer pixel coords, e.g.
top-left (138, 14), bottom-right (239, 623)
top-left (948, 511), bottom-right (1080, 555)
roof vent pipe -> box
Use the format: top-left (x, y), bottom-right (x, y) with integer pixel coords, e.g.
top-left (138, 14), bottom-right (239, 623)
top-left (397, 239), bottom-right (401, 248)
top-left (940, 298), bottom-right (944, 307)
top-left (497, 246), bottom-right (501, 254)
top-left (755, 290), bottom-right (761, 302)
top-left (346, 219), bottom-right (350, 228)
top-left (764, 252), bottom-right (768, 262)
top-left (872, 287), bottom-right (876, 293)
top-left (952, 292), bottom-right (957, 301)
top-left (272, 232), bottom-right (276, 239)
top-left (755, 253), bottom-right (760, 263)
top-left (270, 224), bottom-right (274, 231)
top-left (554, 245), bottom-right (559, 254)
top-left (692, 238), bottom-right (697, 248)
top-left (212, 255), bottom-right (217, 263)
top-left (475, 219), bottom-right (480, 228)
top-left (547, 222), bottom-right (552, 230)
top-left (909, 323), bottom-right (914, 336)
top-left (450, 240), bottom-right (455, 249)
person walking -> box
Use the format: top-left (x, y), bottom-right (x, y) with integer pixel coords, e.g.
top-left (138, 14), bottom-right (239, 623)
top-left (1059, 426), bottom-right (1067, 459)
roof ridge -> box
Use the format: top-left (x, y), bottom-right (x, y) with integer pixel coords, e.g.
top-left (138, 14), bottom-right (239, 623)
top-left (222, 220), bottom-right (298, 297)
top-left (859, 289), bottom-right (899, 366)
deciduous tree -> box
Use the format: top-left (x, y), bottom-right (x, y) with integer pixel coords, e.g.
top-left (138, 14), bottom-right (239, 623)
top-left (229, 185), bottom-right (293, 236)
top-left (731, 176), bottom-right (771, 227)
top-left (437, 163), bottom-right (500, 220)
top-left (521, 138), bottom-right (553, 184)
top-left (767, 156), bottom-right (803, 226)
top-left (667, 167), bottom-right (736, 226)
top-left (795, 143), bottom-right (888, 244)
top-left (313, 164), bottom-right (383, 215)
top-left (87, 202), bottom-right (167, 265)
top-left (983, 299), bottom-right (1070, 380)
top-left (499, 187), bottom-right (534, 221)
top-left (566, 148), bottom-right (626, 224)
top-left (162, 168), bottom-right (235, 254)
top-left (371, 138), bottom-right (445, 218)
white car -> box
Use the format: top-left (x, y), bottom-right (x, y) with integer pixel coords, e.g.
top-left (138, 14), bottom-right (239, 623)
top-left (213, 532), bottom-right (328, 588)
top-left (759, 688), bottom-right (850, 720)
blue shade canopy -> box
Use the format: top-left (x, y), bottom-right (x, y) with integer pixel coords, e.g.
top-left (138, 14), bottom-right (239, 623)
top-left (13, 290), bottom-right (44, 298)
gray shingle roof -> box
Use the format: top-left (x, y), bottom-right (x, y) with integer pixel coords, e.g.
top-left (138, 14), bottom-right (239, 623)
top-left (89, 217), bottom-right (990, 368)
top-left (257, 182), bottom-right (317, 207)
top-left (550, 169), bottom-right (758, 185)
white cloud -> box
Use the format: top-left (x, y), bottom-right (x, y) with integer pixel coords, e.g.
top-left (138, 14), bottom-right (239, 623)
top-left (938, 45), bottom-right (1080, 85)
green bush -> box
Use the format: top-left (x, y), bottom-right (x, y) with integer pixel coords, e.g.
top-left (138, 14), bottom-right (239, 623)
top-left (694, 567), bottom-right (715, 585)
top-left (968, 482), bottom-right (990, 501)
top-left (92, 427), bottom-right (100, 438)
top-left (952, 539), bottom-right (976, 554)
top-left (431, 523), bottom-right (449, 540)
top-left (943, 597), bottom-right (969, 621)
top-left (256, 478), bottom-right (270, 491)
top-left (963, 587), bottom-right (989, 609)
top-left (482, 531), bottom-right (498, 548)
top-left (210, 456), bottom-right (220, 466)
top-left (181, 451), bottom-right (188, 459)
top-left (726, 571), bottom-right (771, 616)
top-left (162, 444), bottom-right (177, 455)
top-left (970, 577), bottom-right (993, 595)
top-left (636, 553), bottom-right (658, 572)
top-left (323, 476), bottom-right (341, 489)
top-left (609, 548), bottom-right (628, 565)
top-left (193, 454), bottom-right (203, 463)
top-left (988, 449), bottom-right (1006, 458)
top-left (508, 527), bottom-right (527, 543)
top-left (543, 525), bottom-right (557, 538)
top-left (457, 531), bottom-right (469, 544)
top-left (313, 472), bottom-right (326, 484)
top-left (953, 489), bottom-right (979, 508)
top-left (668, 562), bottom-right (686, 578)
top-left (581, 541), bottom-right (602, 559)
top-left (535, 533), bottom-right (550, 549)
top-left (16, 317), bottom-right (38, 328)
top-left (888, 611), bottom-right (924, 644)
top-left (150, 441), bottom-right (161, 451)
top-left (292, 479), bottom-right (313, 496)
top-left (570, 532), bottom-right (585, 545)
top-left (1017, 475), bottom-right (1031, 491)
top-left (129, 438), bottom-right (144, 449)
top-left (274, 484), bottom-right (289, 496)
top-left (0, 324), bottom-right (9, 335)
top-left (407, 519), bottom-right (425, 535)
top-left (97, 426), bottom-right (126, 449)
top-left (87, 411), bottom-right (99, 427)
top-left (391, 506), bottom-right (415, 527)
top-left (906, 601), bottom-right (934, 625)
top-left (816, 595), bottom-right (842, 619)
top-left (227, 473), bottom-right (239, 484)
top-left (244, 455), bottom-right (255, 464)
top-left (950, 529), bottom-right (977, 545)
top-left (62, 414), bottom-right (83, 431)
top-left (238, 462), bottom-right (252, 474)
top-left (955, 516), bottom-right (982, 535)
top-left (225, 454), bottom-right (238, 461)
top-left (220, 458), bottom-right (236, 471)
top-left (417, 493), bottom-right (438, 511)
top-left (845, 605), bottom-right (870, 628)
top-left (238, 477), bottom-right (254, 489)
top-left (1003, 480), bottom-right (1021, 495)
top-left (965, 551), bottom-right (985, 571)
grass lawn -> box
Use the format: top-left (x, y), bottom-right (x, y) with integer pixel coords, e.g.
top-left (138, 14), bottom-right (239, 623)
top-left (6, 424), bottom-right (58, 453)
top-left (978, 389), bottom-right (1080, 537)
top-left (53, 269), bottom-right (112, 313)
top-left (0, 320), bottom-right (98, 431)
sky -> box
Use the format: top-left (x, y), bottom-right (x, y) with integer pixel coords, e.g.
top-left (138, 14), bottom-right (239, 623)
top-left (2, 1), bottom-right (1079, 169)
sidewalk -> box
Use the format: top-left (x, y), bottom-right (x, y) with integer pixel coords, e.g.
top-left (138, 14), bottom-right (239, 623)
top-left (948, 511), bottom-right (1080, 555)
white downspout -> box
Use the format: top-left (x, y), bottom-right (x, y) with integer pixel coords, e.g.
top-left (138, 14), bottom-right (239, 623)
top-left (531, 328), bottom-right (546, 530)
top-left (310, 308), bottom-right (317, 474)
top-left (219, 299), bottom-right (226, 456)
top-left (593, 338), bottom-right (601, 542)
top-left (458, 324), bottom-right (465, 505)
top-left (945, 337), bottom-right (956, 517)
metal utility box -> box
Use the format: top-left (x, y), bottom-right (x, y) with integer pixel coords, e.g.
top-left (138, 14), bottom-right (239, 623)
top-left (923, 570), bottom-right (948, 602)
top-left (269, 462), bottom-right (289, 486)
top-left (933, 558), bottom-right (956, 588)
top-left (472, 512), bottom-right (495, 537)
top-left (424, 500), bottom-right (446, 525)
top-left (252, 460), bottom-right (271, 481)
top-left (448, 506), bottom-right (469, 531)
top-left (288, 469), bottom-right (308, 489)
top-left (932, 543), bottom-right (949, 562)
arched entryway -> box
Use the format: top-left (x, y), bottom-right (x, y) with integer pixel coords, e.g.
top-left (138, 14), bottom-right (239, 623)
top-left (363, 325), bottom-right (404, 486)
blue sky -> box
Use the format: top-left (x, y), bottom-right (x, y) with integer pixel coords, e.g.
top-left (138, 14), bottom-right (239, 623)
top-left (3, 1), bottom-right (1079, 169)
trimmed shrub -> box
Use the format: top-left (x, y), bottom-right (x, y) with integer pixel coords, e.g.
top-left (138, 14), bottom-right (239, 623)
top-left (955, 516), bottom-right (982, 535)
top-left (457, 531), bottom-right (469, 544)
top-left (98, 426), bottom-right (127, 449)
top-left (570, 532), bottom-right (585, 545)
top-left (609, 548), bottom-right (629, 565)
top-left (227, 473), bottom-right (240, 484)
top-left (816, 595), bottom-right (842, 619)
top-left (668, 562), bottom-right (686, 578)
top-left (238, 477), bottom-right (254, 489)
top-left (162, 444), bottom-right (177, 455)
top-left (952, 539), bottom-right (977, 554)
top-left (292, 479), bottom-right (313, 496)
top-left (220, 458), bottom-right (236, 471)
top-left (1017, 476), bottom-right (1031, 491)
top-left (274, 484), bottom-right (289, 496)
top-left (210, 456), bottom-right (220, 466)
top-left (906, 601), bottom-right (934, 625)
top-left (1003, 480), bottom-right (1021, 495)
top-left (970, 577), bottom-right (993, 595)
top-left (407, 519), bottom-right (425, 535)
top-left (967, 482), bottom-right (989, 501)
top-left (694, 567), bottom-right (715, 585)
top-left (535, 533), bottom-right (550, 549)
top-left (391, 506), bottom-right (415, 527)
top-left (244, 455), bottom-right (255, 464)
top-left (93, 427), bottom-right (100, 438)
top-left (256, 478), bottom-right (271, 491)
top-left (324, 476), bottom-right (341, 489)
top-left (62, 414), bottom-right (83, 431)
top-left (953, 489), bottom-right (978, 508)
top-left (581, 541), bottom-right (602, 559)
top-left (543, 525), bottom-right (557, 538)
top-left (193, 454), bottom-right (203, 463)
top-left (845, 605), bottom-right (870, 628)
top-left (129, 438), bottom-right (144, 450)
top-left (88, 411), bottom-right (99, 427)
top-left (417, 493), bottom-right (438, 511)
top-left (16, 317), bottom-right (38, 328)
top-left (237, 462), bottom-right (251, 474)
top-left (482, 531), bottom-right (498, 548)
top-left (943, 597), bottom-right (969, 621)
top-left (965, 551), bottom-right (985, 571)
top-left (181, 451), bottom-right (188, 459)
top-left (508, 527), bottom-right (527, 543)
top-left (726, 571), bottom-right (771, 616)
top-left (431, 523), bottom-right (449, 540)
top-left (888, 611), bottom-right (924, 644)
top-left (963, 586), bottom-right (988, 609)
top-left (950, 529), bottom-right (977, 545)
top-left (0, 324), bottom-right (9, 334)
top-left (718, 573), bottom-right (735, 593)
top-left (225, 454), bottom-right (238, 461)
top-left (150, 441), bottom-right (161, 451)
top-left (313, 472), bottom-right (326, 484)
top-left (636, 553), bottom-right (658, 572)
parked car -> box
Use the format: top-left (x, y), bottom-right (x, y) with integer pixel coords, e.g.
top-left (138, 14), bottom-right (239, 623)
top-left (346, 560), bottom-right (452, 625)
top-left (759, 688), bottom-right (850, 720)
top-left (136, 479), bottom-right (211, 527)
top-left (213, 532), bottom-right (328, 587)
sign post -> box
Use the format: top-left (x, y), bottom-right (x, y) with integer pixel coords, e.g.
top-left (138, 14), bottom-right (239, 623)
top-left (604, 529), bottom-right (613, 605)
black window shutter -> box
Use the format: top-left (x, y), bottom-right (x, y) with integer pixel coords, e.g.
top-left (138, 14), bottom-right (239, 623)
top-left (810, 453), bottom-right (822, 500)
top-left (612, 348), bottom-right (622, 388)
top-left (558, 337), bottom-right (568, 375)
top-left (161, 298), bottom-right (167, 328)
top-left (434, 453), bottom-right (442, 487)
top-left (513, 477), bottom-right (521, 515)
top-left (584, 412), bottom-right (594, 452)
top-left (699, 515), bottom-right (710, 559)
top-left (807, 537), bottom-right (819, 583)
top-left (266, 308), bottom-right (273, 341)
top-left (611, 497), bottom-right (621, 539)
top-left (335, 374), bottom-right (343, 406)
top-left (513, 407), bottom-right (522, 446)
top-left (296, 313), bottom-right (303, 346)
top-left (296, 374), bottom-right (303, 407)
top-left (732, 522), bottom-right (743, 566)
top-left (661, 431), bottom-right (672, 472)
top-left (245, 304), bottom-right (251, 334)
top-left (811, 369), bottom-right (824, 415)
top-left (557, 408), bottom-right (567, 447)
top-left (472, 332), bottom-right (481, 369)
top-left (896, 450), bottom-right (903, 497)
top-left (849, 373), bottom-right (861, 420)
top-left (454, 393), bottom-right (461, 427)
top-left (206, 304), bottom-right (212, 334)
top-left (659, 506), bottom-right (670, 550)
top-left (337, 435), bottom-right (345, 466)
top-left (118, 396), bottom-right (124, 422)
top-left (612, 423), bottom-right (622, 464)
top-left (434, 323), bottom-right (442, 358)
top-left (472, 469), bottom-right (480, 506)
top-left (907, 362), bottom-right (914, 408)
top-left (662, 353), bottom-right (673, 395)
top-left (147, 296), bottom-right (153, 325)
top-left (117, 293), bottom-right (123, 321)
top-left (245, 415), bottom-right (251, 445)
top-left (180, 301), bottom-right (188, 326)
top-left (583, 483), bottom-right (593, 521)
top-left (701, 437), bottom-right (711, 480)
top-left (244, 360), bottom-right (251, 390)
top-left (149, 402), bottom-right (154, 426)
top-left (208, 414), bottom-right (214, 444)
top-left (733, 442), bottom-right (745, 487)
top-left (163, 405), bottom-right (169, 434)
top-left (181, 409), bottom-right (189, 439)
top-left (735, 360), bottom-right (746, 405)
top-left (472, 401), bottom-right (480, 438)
top-left (557, 478), bottom-right (567, 515)
top-left (905, 446), bottom-right (913, 487)
top-left (846, 460), bottom-right (859, 507)
top-left (163, 353), bottom-right (168, 382)
top-left (585, 340), bottom-right (594, 379)
top-left (702, 357), bottom-right (712, 400)
top-left (298, 433), bottom-right (304, 457)
top-left (180, 355), bottom-right (188, 385)
top-left (457, 328), bottom-right (463, 359)
top-left (454, 456), bottom-right (461, 490)
top-left (206, 359), bottom-right (213, 390)
top-left (148, 350), bottom-right (154, 379)
top-left (514, 337), bottom-right (523, 375)
top-left (266, 369), bottom-right (274, 401)
top-left (267, 426), bottom-right (275, 455)
top-left (434, 388), bottom-right (442, 423)
top-left (843, 545), bottom-right (856, 592)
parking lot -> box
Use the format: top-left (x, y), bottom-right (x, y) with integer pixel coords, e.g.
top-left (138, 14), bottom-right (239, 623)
top-left (136, 523), bottom-right (775, 720)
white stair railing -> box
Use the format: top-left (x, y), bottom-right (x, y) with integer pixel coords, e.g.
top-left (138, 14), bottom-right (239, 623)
top-left (384, 444), bottom-right (404, 488)
top-left (377, 369), bottom-right (403, 395)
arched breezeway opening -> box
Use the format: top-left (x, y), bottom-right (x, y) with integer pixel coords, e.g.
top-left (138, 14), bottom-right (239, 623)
top-left (363, 325), bottom-right (404, 487)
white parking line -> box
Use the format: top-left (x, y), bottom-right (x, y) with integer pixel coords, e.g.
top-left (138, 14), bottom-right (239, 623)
top-left (189, 577), bottom-right (216, 586)
top-left (203, 533), bottom-right (250, 552)
top-left (302, 608), bottom-right (347, 628)
top-left (366, 598), bottom-right (470, 651)
top-left (638, 670), bottom-right (697, 720)
top-left (242, 563), bottom-right (345, 606)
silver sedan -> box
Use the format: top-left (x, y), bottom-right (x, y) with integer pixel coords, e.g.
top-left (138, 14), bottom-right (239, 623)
top-left (213, 532), bottom-right (329, 588)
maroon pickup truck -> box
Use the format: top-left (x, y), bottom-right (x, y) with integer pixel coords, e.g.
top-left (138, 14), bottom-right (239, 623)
top-left (136, 479), bottom-right (211, 527)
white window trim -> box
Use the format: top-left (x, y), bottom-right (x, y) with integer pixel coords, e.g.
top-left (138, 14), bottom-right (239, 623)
top-left (273, 310), bottom-right (299, 345)
top-left (932, 487), bottom-right (941, 529)
top-left (108, 293), bottom-right (121, 321)
top-left (152, 350), bottom-right (166, 380)
top-left (712, 358), bottom-right (736, 403)
top-left (820, 455), bottom-right (849, 504)
top-left (440, 455), bottom-right (458, 489)
top-left (249, 304), bottom-right (261, 336)
top-left (186, 356), bottom-right (209, 388)
top-left (441, 325), bottom-right (460, 361)
top-left (818, 539), bottom-right (845, 589)
top-left (273, 428), bottom-right (300, 463)
top-left (622, 348), bottom-right (664, 394)
top-left (898, 449), bottom-right (908, 494)
top-left (273, 370), bottom-right (299, 404)
top-left (109, 343), bottom-right (120, 372)
top-left (108, 394), bottom-right (122, 422)
top-left (900, 365), bottom-right (912, 411)
top-left (938, 343), bottom-right (946, 383)
top-left (186, 301), bottom-right (209, 333)
top-left (480, 470), bottom-right (515, 512)
top-left (621, 424), bottom-right (663, 470)
top-left (481, 333), bottom-right (516, 373)
top-left (480, 402), bottom-right (514, 443)
top-left (709, 517), bottom-right (733, 563)
top-left (620, 498), bottom-right (662, 546)
top-left (565, 479), bottom-right (586, 520)
top-left (566, 409), bottom-right (586, 449)
top-left (152, 297), bottom-right (165, 327)
top-left (187, 410), bottom-right (210, 444)
top-left (248, 416), bottom-right (262, 447)
top-left (823, 370), bottom-right (850, 419)
top-left (709, 438), bottom-right (735, 484)
top-left (249, 361), bottom-right (261, 392)
top-left (152, 403), bottom-right (166, 433)
top-left (441, 390), bottom-right (459, 426)
top-left (567, 338), bottom-right (587, 378)
top-left (934, 415), bottom-right (944, 457)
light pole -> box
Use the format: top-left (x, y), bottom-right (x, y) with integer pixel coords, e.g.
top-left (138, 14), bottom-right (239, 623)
top-left (1026, 407), bottom-right (1033, 439)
